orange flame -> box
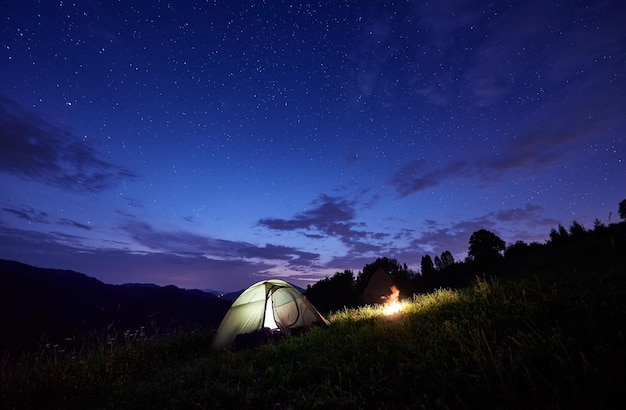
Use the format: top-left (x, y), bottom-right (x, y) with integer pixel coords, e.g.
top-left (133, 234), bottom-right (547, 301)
top-left (382, 286), bottom-right (402, 315)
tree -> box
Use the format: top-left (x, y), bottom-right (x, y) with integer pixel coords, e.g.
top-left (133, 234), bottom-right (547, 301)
top-left (504, 240), bottom-right (533, 265)
top-left (440, 250), bottom-right (455, 268)
top-left (306, 269), bottom-right (357, 313)
top-left (619, 198), bottom-right (626, 220)
top-left (433, 251), bottom-right (454, 272)
top-left (434, 255), bottom-right (444, 271)
top-left (549, 223), bottom-right (569, 245)
top-left (569, 220), bottom-right (586, 237)
top-left (593, 218), bottom-right (605, 231)
top-left (420, 255), bottom-right (435, 277)
top-left (468, 229), bottom-right (506, 260)
top-left (467, 229), bottom-right (506, 272)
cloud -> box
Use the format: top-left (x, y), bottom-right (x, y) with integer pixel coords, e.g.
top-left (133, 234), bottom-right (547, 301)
top-left (258, 194), bottom-right (395, 264)
top-left (123, 221), bottom-right (223, 255)
top-left (2, 206), bottom-right (50, 223)
top-left (256, 193), bottom-right (445, 274)
top-left (390, 159), bottom-right (469, 198)
top-left (390, 79), bottom-right (626, 198)
top-left (3, 205), bottom-right (92, 231)
top-left (258, 194), bottom-right (357, 236)
top-left (476, 131), bottom-right (563, 175)
top-left (0, 223), bottom-right (318, 291)
top-left (327, 202), bottom-right (557, 273)
top-left (467, 1), bottom-right (626, 107)
top-left (0, 199), bottom-right (559, 290)
top-left (59, 218), bottom-right (93, 231)
top-left (122, 221), bottom-right (322, 270)
top-left (492, 204), bottom-right (544, 223)
top-left (410, 204), bottom-right (557, 262)
top-left (236, 244), bottom-right (319, 267)
top-left (0, 96), bottom-right (136, 192)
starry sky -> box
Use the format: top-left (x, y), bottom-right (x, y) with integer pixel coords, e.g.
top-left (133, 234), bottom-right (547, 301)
top-left (1, 0), bottom-right (624, 291)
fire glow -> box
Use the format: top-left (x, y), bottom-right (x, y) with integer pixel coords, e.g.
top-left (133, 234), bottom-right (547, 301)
top-left (382, 286), bottom-right (402, 316)
top-left (383, 301), bottom-right (402, 315)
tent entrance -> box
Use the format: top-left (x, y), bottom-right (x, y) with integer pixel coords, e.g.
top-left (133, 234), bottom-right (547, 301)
top-left (263, 294), bottom-right (278, 329)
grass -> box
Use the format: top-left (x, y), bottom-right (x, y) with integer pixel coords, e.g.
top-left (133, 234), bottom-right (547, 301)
top-left (2, 267), bottom-right (625, 409)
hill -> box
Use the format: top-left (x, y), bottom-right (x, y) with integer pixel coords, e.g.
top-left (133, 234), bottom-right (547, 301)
top-left (0, 259), bottom-right (230, 351)
top-left (1, 219), bottom-right (625, 408)
top-left (2, 264), bottom-right (624, 409)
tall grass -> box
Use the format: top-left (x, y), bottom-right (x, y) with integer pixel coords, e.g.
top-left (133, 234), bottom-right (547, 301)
top-left (2, 267), bottom-right (625, 409)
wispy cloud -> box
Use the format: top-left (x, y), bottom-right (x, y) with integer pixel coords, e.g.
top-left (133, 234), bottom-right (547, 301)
top-left (0, 222), bottom-right (321, 291)
top-left (2, 205), bottom-right (92, 231)
top-left (258, 194), bottom-right (396, 265)
top-left (2, 206), bottom-right (50, 223)
top-left (0, 198), bottom-right (559, 289)
top-left (258, 194), bottom-right (357, 237)
top-left (122, 221), bottom-right (322, 268)
top-left (410, 204), bottom-right (557, 262)
top-left (0, 97), bottom-right (136, 192)
top-left (236, 244), bottom-right (319, 268)
top-left (389, 0), bottom-right (626, 198)
top-left (492, 203), bottom-right (544, 223)
top-left (254, 193), bottom-right (555, 270)
top-left (391, 82), bottom-right (626, 198)
top-left (390, 160), bottom-right (469, 198)
top-left (59, 218), bottom-right (93, 231)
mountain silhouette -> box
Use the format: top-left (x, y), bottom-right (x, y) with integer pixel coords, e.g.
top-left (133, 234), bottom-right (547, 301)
top-left (0, 259), bottom-right (230, 352)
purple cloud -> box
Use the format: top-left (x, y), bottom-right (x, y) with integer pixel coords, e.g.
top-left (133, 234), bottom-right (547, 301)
top-left (322, 202), bottom-right (557, 274)
top-left (476, 123), bottom-right (592, 178)
top-left (0, 222), bottom-right (320, 291)
top-left (388, 1), bottom-right (625, 198)
top-left (408, 204), bottom-right (557, 263)
top-left (390, 160), bottom-right (469, 198)
top-left (122, 221), bottom-right (321, 266)
top-left (390, 85), bottom-right (626, 198)
top-left (492, 204), bottom-right (544, 223)
top-left (59, 218), bottom-right (93, 231)
top-left (235, 243), bottom-right (319, 267)
top-left (258, 194), bottom-right (394, 263)
top-left (258, 194), bottom-right (356, 235)
top-left (2, 206), bottom-right (50, 223)
top-left (0, 97), bottom-right (136, 192)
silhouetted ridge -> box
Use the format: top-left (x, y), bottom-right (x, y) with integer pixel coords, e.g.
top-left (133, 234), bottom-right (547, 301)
top-left (0, 260), bottom-right (230, 352)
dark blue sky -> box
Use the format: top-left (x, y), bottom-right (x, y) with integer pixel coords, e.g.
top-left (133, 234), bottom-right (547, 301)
top-left (1, 0), bottom-right (624, 291)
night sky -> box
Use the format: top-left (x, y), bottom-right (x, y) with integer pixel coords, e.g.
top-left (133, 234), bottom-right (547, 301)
top-left (1, 1), bottom-right (624, 291)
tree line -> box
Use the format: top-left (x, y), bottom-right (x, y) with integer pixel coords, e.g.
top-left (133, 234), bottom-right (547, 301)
top-left (305, 198), bottom-right (626, 314)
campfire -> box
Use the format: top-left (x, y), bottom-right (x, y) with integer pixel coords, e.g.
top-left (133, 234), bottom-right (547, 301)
top-left (382, 286), bottom-right (402, 315)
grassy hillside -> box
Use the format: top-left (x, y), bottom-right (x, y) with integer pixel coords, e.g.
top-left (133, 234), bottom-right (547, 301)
top-left (2, 264), bottom-right (624, 409)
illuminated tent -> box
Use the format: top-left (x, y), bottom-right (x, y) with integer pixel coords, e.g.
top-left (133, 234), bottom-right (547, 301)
top-left (211, 279), bottom-right (329, 350)
top-left (363, 268), bottom-right (398, 305)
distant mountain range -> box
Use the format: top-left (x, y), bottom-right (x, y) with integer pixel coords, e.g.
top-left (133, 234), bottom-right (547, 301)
top-left (200, 288), bottom-right (243, 300)
top-left (205, 284), bottom-right (307, 302)
top-left (0, 259), bottom-right (231, 352)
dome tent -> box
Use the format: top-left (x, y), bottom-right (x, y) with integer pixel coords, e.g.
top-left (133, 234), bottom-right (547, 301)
top-left (211, 279), bottom-right (329, 350)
